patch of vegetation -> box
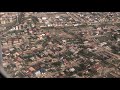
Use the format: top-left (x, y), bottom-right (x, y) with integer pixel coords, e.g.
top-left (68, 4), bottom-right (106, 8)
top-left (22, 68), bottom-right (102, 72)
top-left (31, 16), bottom-right (39, 24)
top-left (52, 61), bottom-right (62, 67)
top-left (78, 63), bottom-right (86, 70)
top-left (21, 54), bottom-right (33, 59)
top-left (111, 45), bottom-right (120, 54)
top-left (77, 72), bottom-right (83, 76)
top-left (62, 50), bottom-right (74, 61)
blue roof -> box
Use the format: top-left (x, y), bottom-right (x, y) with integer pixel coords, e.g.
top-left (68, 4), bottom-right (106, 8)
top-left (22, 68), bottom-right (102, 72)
top-left (39, 68), bottom-right (46, 73)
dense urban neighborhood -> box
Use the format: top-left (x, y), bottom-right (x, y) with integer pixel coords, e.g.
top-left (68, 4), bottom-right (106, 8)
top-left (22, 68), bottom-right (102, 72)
top-left (0, 12), bottom-right (120, 78)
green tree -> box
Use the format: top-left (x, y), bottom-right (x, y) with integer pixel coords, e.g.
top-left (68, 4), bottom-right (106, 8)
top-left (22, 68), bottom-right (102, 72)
top-left (31, 16), bottom-right (39, 25)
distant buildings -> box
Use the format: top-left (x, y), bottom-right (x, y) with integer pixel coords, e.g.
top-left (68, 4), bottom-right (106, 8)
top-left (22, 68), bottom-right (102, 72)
top-left (1, 12), bottom-right (120, 78)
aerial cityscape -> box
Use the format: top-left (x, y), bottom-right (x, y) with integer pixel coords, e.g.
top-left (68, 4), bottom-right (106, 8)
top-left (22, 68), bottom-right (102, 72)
top-left (0, 12), bottom-right (120, 78)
